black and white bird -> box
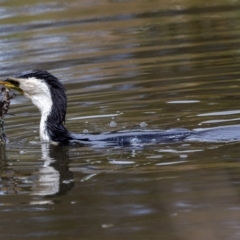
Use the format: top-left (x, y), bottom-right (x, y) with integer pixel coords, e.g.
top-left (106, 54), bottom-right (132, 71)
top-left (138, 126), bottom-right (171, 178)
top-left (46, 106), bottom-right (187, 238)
top-left (2, 70), bottom-right (240, 145)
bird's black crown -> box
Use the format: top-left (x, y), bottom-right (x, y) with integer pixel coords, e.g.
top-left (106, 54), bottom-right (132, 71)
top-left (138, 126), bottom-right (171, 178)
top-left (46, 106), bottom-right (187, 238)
top-left (16, 70), bottom-right (64, 91)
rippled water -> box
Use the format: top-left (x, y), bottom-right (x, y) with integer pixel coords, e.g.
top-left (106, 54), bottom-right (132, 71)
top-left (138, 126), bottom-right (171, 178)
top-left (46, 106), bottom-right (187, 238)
top-left (1, 0), bottom-right (240, 239)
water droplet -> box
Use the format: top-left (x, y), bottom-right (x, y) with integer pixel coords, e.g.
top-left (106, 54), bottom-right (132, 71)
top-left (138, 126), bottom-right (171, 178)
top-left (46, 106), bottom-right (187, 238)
top-left (130, 137), bottom-right (142, 145)
top-left (109, 121), bottom-right (117, 127)
top-left (102, 224), bottom-right (114, 228)
top-left (83, 129), bottom-right (89, 134)
top-left (140, 122), bottom-right (148, 128)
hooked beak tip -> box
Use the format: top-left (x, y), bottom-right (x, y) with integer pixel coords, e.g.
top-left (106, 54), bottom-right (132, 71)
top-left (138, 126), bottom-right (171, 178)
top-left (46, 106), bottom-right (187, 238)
top-left (0, 81), bottom-right (15, 89)
top-left (0, 80), bottom-right (23, 94)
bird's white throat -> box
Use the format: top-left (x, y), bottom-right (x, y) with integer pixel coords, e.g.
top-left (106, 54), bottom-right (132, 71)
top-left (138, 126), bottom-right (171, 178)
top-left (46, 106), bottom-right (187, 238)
top-left (18, 77), bottom-right (53, 141)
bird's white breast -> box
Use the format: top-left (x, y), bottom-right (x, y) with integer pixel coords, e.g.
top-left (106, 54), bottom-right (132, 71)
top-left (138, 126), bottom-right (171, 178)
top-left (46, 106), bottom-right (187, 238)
top-left (18, 77), bottom-right (53, 141)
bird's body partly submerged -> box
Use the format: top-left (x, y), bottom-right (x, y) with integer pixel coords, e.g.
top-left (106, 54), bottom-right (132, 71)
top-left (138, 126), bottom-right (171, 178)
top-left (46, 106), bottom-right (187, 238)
top-left (2, 70), bottom-right (240, 146)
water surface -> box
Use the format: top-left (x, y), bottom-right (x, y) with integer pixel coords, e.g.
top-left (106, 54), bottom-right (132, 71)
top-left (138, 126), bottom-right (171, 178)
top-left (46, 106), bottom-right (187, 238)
top-left (1, 0), bottom-right (240, 239)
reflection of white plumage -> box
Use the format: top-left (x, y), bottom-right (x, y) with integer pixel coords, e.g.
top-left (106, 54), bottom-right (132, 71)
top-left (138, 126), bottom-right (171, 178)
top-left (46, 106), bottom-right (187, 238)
top-left (32, 143), bottom-right (60, 197)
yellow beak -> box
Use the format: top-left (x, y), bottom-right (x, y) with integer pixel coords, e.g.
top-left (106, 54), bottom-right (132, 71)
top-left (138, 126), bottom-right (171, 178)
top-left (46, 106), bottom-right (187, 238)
top-left (0, 80), bottom-right (23, 94)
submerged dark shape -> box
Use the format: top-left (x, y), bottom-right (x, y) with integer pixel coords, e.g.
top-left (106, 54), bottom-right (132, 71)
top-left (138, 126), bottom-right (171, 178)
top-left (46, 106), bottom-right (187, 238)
top-left (3, 70), bottom-right (240, 146)
top-left (0, 87), bottom-right (14, 143)
top-left (68, 124), bottom-right (240, 147)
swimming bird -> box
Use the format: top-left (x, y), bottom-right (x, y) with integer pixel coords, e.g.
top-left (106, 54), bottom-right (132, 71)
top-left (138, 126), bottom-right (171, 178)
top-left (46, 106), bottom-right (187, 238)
top-left (1, 70), bottom-right (240, 145)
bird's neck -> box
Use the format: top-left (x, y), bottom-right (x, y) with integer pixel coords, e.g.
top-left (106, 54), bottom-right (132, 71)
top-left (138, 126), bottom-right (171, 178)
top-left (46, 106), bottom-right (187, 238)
top-left (42, 102), bottom-right (70, 144)
top-left (30, 93), bottom-right (70, 144)
top-left (45, 111), bottom-right (70, 144)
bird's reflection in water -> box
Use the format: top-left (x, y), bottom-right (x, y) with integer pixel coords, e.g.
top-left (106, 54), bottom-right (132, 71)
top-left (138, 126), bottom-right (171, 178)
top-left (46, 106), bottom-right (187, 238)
top-left (32, 143), bottom-right (74, 196)
top-left (0, 145), bottom-right (18, 195)
top-left (0, 143), bottom-right (75, 197)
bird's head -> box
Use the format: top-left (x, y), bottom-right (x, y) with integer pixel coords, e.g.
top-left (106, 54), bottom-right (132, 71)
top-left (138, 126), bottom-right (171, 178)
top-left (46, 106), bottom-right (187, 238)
top-left (0, 70), bottom-right (67, 115)
top-left (0, 70), bottom-right (69, 143)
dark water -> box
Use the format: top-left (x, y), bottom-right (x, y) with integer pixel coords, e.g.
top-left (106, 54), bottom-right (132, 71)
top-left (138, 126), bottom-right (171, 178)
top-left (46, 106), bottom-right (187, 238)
top-left (1, 0), bottom-right (240, 239)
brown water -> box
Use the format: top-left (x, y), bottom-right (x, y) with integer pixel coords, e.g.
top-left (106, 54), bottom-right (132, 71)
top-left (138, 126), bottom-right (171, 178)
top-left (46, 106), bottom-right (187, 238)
top-left (1, 0), bottom-right (240, 239)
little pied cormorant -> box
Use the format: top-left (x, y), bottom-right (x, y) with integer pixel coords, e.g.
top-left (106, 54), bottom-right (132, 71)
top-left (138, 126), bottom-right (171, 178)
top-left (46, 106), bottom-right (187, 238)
top-left (2, 70), bottom-right (240, 145)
